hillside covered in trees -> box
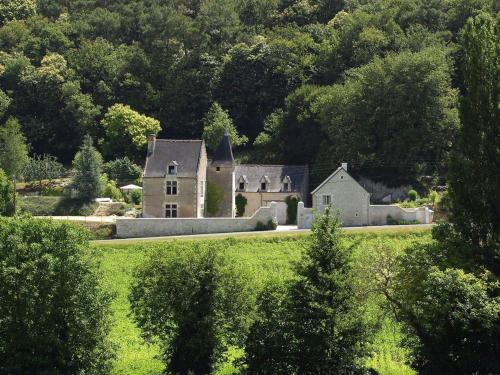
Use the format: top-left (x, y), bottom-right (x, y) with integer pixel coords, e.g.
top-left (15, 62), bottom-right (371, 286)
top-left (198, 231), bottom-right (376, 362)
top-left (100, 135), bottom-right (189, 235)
top-left (0, 0), bottom-right (498, 186)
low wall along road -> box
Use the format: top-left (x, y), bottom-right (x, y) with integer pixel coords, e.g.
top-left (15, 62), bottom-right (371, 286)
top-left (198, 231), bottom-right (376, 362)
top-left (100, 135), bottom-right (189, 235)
top-left (116, 203), bottom-right (278, 238)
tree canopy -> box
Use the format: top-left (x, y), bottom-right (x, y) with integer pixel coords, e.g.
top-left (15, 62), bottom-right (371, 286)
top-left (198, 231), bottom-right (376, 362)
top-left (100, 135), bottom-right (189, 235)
top-left (0, 0), bottom-right (496, 185)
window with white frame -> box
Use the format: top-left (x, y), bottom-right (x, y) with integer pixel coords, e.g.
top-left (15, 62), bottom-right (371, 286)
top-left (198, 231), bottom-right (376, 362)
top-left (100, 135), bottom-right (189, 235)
top-left (166, 180), bottom-right (178, 195)
top-left (322, 195), bottom-right (331, 205)
top-left (168, 161), bottom-right (178, 175)
top-left (282, 176), bottom-right (292, 192)
top-left (165, 204), bottom-right (177, 218)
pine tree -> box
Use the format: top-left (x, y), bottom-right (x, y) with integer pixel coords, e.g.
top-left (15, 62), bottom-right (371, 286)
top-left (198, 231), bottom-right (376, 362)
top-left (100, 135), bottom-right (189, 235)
top-left (71, 135), bottom-right (103, 200)
top-left (444, 13), bottom-right (500, 274)
top-left (245, 208), bottom-right (368, 374)
top-left (0, 117), bottom-right (28, 178)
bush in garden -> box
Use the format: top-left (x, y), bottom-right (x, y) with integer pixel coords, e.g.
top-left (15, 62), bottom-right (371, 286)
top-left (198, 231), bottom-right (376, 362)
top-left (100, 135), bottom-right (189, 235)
top-left (0, 217), bottom-right (114, 373)
top-left (408, 189), bottom-right (418, 201)
top-left (103, 157), bottom-right (143, 184)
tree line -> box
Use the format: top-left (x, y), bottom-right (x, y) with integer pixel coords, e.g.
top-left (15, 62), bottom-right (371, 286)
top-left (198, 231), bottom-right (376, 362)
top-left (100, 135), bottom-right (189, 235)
top-left (0, 0), bottom-right (497, 186)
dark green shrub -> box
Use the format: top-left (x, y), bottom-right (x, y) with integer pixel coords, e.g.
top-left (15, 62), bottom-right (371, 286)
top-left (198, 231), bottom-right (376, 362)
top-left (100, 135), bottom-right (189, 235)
top-left (235, 193), bottom-right (247, 217)
top-left (285, 196), bottom-right (299, 224)
top-left (103, 157), bottom-right (143, 184)
top-left (129, 243), bottom-right (252, 375)
top-left (129, 190), bottom-right (142, 205)
top-left (0, 217), bottom-right (114, 373)
top-left (255, 221), bottom-right (267, 231)
top-left (408, 190), bottom-right (418, 201)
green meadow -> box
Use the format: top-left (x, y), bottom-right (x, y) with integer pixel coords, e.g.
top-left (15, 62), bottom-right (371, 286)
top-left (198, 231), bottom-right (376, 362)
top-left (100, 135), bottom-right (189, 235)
top-left (93, 228), bottom-right (433, 375)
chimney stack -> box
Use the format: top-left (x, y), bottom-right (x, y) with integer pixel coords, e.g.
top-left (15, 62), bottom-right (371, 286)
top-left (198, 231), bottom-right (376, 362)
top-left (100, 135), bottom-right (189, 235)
top-left (341, 162), bottom-right (348, 171)
top-left (147, 134), bottom-right (156, 156)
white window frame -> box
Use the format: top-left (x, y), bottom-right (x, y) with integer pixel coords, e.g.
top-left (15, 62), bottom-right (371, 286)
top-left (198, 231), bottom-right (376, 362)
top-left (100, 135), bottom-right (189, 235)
top-left (200, 180), bottom-right (205, 197)
top-left (166, 180), bottom-right (178, 196)
top-left (167, 163), bottom-right (178, 175)
top-left (165, 203), bottom-right (178, 218)
top-left (322, 194), bottom-right (331, 206)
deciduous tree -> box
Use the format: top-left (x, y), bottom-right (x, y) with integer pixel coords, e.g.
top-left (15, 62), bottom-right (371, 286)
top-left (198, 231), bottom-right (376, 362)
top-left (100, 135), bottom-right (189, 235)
top-left (0, 117), bottom-right (28, 177)
top-left (0, 217), bottom-right (113, 373)
top-left (130, 242), bottom-right (253, 375)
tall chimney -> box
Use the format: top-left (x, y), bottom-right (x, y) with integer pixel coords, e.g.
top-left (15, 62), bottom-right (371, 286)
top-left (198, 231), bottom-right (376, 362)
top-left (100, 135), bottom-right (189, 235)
top-left (341, 162), bottom-right (348, 171)
top-left (147, 134), bottom-right (156, 156)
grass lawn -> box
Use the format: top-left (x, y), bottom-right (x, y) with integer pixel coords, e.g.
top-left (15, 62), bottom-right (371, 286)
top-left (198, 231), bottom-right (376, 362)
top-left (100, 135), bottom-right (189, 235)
top-left (93, 227), bottom-right (433, 375)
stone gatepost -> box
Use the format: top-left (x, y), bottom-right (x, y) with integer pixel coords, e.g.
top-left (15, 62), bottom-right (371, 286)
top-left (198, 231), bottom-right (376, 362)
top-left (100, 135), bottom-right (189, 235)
top-left (297, 201), bottom-right (305, 228)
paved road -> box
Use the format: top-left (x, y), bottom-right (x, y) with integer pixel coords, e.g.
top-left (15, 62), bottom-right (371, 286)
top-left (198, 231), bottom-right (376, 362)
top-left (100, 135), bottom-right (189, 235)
top-left (92, 224), bottom-right (433, 244)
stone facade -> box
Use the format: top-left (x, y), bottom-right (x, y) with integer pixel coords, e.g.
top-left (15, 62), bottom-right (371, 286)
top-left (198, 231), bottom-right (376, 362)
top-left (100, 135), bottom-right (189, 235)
top-left (311, 164), bottom-right (370, 226)
top-left (300, 164), bottom-right (433, 229)
top-left (142, 137), bottom-right (207, 218)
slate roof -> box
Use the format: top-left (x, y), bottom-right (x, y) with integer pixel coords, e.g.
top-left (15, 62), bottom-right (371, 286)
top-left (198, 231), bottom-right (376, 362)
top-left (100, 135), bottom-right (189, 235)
top-left (212, 131), bottom-right (234, 165)
top-left (311, 166), bottom-right (369, 195)
top-left (234, 165), bottom-right (309, 193)
top-left (144, 140), bottom-right (203, 178)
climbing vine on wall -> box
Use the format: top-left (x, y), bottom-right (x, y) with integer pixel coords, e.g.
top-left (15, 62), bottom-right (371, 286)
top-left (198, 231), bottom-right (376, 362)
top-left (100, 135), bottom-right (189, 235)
top-left (206, 181), bottom-right (223, 216)
top-left (235, 193), bottom-right (247, 217)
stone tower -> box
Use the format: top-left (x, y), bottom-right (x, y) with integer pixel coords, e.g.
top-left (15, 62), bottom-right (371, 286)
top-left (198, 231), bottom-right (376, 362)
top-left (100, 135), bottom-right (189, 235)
top-left (206, 131), bottom-right (235, 217)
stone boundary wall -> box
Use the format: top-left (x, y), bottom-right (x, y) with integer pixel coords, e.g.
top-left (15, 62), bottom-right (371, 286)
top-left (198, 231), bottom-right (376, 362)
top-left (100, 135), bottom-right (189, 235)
top-left (368, 205), bottom-right (433, 225)
top-left (297, 201), bottom-right (433, 229)
top-left (116, 202), bottom-right (277, 238)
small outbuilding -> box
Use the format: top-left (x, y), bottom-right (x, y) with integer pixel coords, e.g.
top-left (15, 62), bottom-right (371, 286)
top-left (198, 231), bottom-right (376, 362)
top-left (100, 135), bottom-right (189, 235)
top-left (311, 163), bottom-right (370, 226)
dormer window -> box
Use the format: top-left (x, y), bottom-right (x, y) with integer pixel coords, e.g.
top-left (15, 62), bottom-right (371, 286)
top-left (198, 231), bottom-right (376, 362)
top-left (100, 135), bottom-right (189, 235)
top-left (168, 161), bottom-right (178, 175)
top-left (237, 175), bottom-right (248, 192)
top-left (282, 176), bottom-right (292, 192)
top-left (260, 176), bottom-right (270, 191)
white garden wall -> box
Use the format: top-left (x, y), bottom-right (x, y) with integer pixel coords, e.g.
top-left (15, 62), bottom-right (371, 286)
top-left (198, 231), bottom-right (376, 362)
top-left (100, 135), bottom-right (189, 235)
top-left (116, 203), bottom-right (277, 238)
top-left (297, 201), bottom-right (433, 229)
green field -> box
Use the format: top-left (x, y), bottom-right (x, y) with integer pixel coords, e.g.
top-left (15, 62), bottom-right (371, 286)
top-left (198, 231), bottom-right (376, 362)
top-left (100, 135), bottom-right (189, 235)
top-left (93, 228), bottom-right (433, 375)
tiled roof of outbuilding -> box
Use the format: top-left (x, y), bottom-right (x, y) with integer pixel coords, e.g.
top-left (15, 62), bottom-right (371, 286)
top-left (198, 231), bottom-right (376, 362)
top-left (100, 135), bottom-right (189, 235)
top-left (144, 140), bottom-right (203, 178)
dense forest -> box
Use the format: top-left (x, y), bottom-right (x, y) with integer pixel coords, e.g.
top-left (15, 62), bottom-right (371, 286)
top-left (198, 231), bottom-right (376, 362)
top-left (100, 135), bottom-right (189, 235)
top-left (0, 0), bottom-right (498, 186)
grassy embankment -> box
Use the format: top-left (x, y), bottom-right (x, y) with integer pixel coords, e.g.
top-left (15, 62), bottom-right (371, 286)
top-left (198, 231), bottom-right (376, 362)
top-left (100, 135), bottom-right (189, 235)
top-left (94, 227), bottom-right (432, 375)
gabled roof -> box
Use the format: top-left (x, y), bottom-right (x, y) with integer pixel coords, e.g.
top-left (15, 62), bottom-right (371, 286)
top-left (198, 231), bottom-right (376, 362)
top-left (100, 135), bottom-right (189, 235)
top-left (212, 131), bottom-right (234, 165)
top-left (235, 165), bottom-right (308, 193)
top-left (311, 166), bottom-right (369, 195)
top-left (144, 140), bottom-right (203, 178)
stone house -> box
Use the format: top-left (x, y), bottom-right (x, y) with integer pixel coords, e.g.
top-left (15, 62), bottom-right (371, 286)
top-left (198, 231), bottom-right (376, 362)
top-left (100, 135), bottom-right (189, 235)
top-left (142, 135), bottom-right (207, 218)
top-left (300, 163), bottom-right (433, 228)
top-left (142, 133), bottom-right (309, 221)
top-left (235, 164), bottom-right (309, 224)
top-left (311, 163), bottom-right (370, 226)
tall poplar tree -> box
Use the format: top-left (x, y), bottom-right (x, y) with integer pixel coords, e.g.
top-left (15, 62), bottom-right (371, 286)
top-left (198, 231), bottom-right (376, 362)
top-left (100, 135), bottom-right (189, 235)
top-left (445, 12), bottom-right (500, 274)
